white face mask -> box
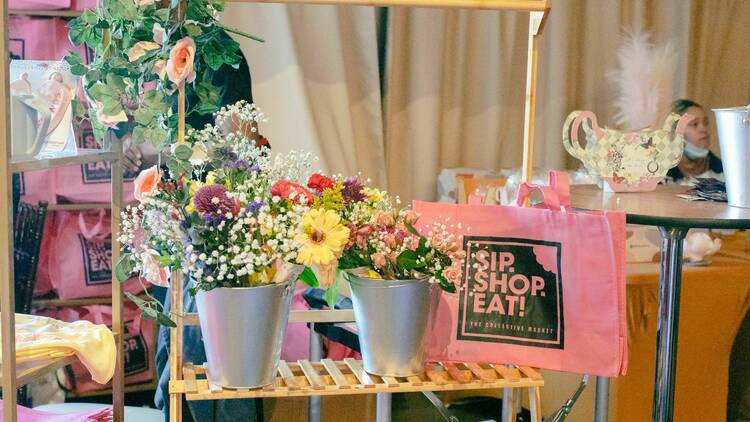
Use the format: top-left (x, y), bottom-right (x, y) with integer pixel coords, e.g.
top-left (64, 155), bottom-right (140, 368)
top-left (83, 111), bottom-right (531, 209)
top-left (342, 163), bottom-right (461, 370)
top-left (684, 142), bottom-right (710, 159)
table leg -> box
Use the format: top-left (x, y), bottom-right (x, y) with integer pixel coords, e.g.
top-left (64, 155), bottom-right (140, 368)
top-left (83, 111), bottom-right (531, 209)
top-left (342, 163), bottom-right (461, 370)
top-left (652, 227), bottom-right (688, 422)
top-left (308, 323), bottom-right (322, 422)
top-left (377, 393), bottom-right (392, 422)
top-left (595, 376), bottom-right (609, 422)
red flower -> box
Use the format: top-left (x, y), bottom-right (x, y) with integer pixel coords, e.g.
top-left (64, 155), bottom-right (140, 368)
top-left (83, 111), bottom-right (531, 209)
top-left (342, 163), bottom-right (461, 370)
top-left (271, 180), bottom-right (314, 205)
top-left (307, 173), bottom-right (335, 192)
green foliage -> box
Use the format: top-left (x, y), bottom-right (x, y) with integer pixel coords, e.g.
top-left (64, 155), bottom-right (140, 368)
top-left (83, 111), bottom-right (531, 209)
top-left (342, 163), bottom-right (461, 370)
top-left (299, 267), bottom-right (319, 288)
top-left (65, 0), bottom-right (261, 148)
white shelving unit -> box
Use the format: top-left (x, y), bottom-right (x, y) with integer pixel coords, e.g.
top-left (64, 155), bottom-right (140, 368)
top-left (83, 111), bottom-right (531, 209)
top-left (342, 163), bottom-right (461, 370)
top-left (0, 9), bottom-right (126, 417)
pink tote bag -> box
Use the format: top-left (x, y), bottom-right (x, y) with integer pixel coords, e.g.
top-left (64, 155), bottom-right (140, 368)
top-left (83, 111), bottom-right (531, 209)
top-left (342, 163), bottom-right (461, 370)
top-left (48, 210), bottom-right (144, 299)
top-left (413, 171), bottom-right (628, 376)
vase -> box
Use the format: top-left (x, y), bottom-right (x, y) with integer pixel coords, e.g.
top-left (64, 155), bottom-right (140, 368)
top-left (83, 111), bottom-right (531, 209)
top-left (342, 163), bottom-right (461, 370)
top-left (195, 263), bottom-right (304, 388)
top-left (347, 273), bottom-right (439, 377)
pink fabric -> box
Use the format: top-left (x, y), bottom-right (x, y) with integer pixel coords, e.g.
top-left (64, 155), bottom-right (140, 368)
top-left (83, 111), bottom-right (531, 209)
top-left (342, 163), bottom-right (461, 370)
top-left (70, 0), bottom-right (96, 10)
top-left (57, 304), bottom-right (155, 392)
top-left (18, 170), bottom-right (57, 206)
top-left (413, 171), bottom-right (628, 377)
top-left (47, 210), bottom-right (144, 299)
top-left (0, 401), bottom-right (112, 422)
top-left (54, 122), bottom-right (137, 204)
top-left (8, 0), bottom-right (70, 10)
top-left (9, 16), bottom-right (87, 62)
top-left (280, 283), bottom-right (311, 361)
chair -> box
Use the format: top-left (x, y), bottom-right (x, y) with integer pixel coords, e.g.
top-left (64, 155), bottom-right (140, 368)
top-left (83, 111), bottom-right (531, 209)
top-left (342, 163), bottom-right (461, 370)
top-left (13, 200), bottom-right (49, 315)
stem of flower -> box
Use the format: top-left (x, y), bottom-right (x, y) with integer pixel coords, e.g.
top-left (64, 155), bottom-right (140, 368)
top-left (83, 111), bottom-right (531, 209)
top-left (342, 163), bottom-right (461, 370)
top-left (218, 24), bottom-right (265, 43)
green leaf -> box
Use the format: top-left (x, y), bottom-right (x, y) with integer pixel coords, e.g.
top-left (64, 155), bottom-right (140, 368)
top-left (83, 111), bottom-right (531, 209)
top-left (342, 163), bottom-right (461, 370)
top-left (154, 8), bottom-right (170, 21)
top-left (174, 144), bottom-right (193, 160)
top-left (106, 0), bottom-right (139, 21)
top-left (68, 16), bottom-right (103, 47)
top-left (64, 52), bottom-right (87, 76)
top-left (299, 267), bottom-right (319, 288)
top-left (157, 255), bottom-right (172, 266)
top-left (184, 23), bottom-right (202, 37)
top-left (188, 228), bottom-right (204, 245)
top-left (114, 253), bottom-right (134, 282)
top-left (80, 9), bottom-right (99, 24)
top-left (324, 271), bottom-right (344, 309)
top-left (156, 312), bottom-right (177, 327)
top-left (396, 250), bottom-right (419, 270)
top-left (125, 291), bottom-right (147, 307)
top-left (142, 307), bottom-right (158, 320)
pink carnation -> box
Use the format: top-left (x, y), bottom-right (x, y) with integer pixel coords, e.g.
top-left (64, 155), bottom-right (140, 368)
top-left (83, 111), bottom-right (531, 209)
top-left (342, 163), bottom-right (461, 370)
top-left (194, 184), bottom-right (235, 216)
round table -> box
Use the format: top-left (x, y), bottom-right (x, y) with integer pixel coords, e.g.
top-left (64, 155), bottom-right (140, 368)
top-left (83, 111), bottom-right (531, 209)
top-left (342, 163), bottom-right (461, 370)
top-left (571, 184), bottom-right (750, 422)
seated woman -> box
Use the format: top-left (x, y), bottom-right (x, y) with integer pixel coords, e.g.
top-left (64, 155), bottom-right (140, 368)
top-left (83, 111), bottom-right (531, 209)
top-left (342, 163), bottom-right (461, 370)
top-left (666, 99), bottom-right (723, 181)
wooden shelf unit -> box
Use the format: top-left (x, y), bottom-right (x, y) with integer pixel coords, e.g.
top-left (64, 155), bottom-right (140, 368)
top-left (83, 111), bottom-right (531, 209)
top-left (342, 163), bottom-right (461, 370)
top-left (0, 40), bottom-right (125, 422)
top-left (172, 360), bottom-right (544, 400)
top-left (166, 0), bottom-right (550, 420)
top-left (8, 8), bottom-right (82, 17)
top-left (0, 355), bottom-right (75, 388)
top-left (11, 149), bottom-right (116, 172)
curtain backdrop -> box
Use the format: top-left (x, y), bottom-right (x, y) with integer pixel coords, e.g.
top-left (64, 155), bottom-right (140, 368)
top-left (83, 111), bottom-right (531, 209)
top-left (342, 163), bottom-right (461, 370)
top-left (223, 0), bottom-right (750, 203)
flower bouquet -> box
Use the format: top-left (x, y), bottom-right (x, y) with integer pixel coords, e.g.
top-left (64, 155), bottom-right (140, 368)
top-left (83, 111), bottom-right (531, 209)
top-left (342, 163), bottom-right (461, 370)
top-left (117, 102), bottom-right (350, 387)
top-left (305, 175), bottom-right (466, 376)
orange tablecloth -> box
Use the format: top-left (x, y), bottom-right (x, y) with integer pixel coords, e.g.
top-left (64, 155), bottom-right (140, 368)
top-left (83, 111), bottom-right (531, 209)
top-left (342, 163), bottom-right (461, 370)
top-left (615, 250), bottom-right (750, 421)
top-left (540, 235), bottom-right (750, 421)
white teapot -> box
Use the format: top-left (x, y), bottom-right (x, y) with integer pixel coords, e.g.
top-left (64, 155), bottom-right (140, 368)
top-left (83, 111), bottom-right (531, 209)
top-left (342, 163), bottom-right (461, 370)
top-left (563, 110), bottom-right (695, 192)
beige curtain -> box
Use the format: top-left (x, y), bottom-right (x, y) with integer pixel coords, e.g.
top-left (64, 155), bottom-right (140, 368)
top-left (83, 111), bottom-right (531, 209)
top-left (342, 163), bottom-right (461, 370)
top-left (384, 0), bottom-right (691, 202)
top-left (688, 0), bottom-right (750, 156)
top-left (222, 4), bottom-right (386, 185)
top-left (224, 0), bottom-right (750, 205)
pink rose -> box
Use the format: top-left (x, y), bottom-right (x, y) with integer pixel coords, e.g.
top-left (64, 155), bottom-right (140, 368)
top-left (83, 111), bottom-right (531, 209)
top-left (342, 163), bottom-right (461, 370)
top-left (371, 253), bottom-right (386, 269)
top-left (403, 210), bottom-right (419, 225)
top-left (443, 264), bottom-right (462, 285)
top-left (374, 212), bottom-right (395, 227)
top-left (134, 165), bottom-right (160, 202)
top-left (142, 254), bottom-right (169, 287)
top-left (153, 23), bottom-right (167, 45)
top-left (384, 234), bottom-right (397, 248)
top-left (92, 101), bottom-right (127, 129)
top-left (430, 233), bottom-right (446, 250)
top-left (166, 37), bottom-right (196, 85)
top-left (127, 41), bottom-right (160, 62)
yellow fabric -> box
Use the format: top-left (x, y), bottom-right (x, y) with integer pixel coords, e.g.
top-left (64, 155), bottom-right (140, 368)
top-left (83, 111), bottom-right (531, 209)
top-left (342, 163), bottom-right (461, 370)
top-left (0, 313), bottom-right (116, 384)
top-left (615, 246), bottom-right (750, 421)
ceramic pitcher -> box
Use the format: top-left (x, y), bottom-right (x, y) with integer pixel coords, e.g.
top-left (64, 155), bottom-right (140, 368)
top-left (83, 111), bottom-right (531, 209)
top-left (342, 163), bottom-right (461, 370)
top-left (562, 110), bottom-right (695, 192)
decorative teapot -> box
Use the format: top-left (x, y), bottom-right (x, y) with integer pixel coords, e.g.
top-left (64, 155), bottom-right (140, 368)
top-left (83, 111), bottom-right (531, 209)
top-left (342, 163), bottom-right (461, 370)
top-left (562, 110), bottom-right (695, 192)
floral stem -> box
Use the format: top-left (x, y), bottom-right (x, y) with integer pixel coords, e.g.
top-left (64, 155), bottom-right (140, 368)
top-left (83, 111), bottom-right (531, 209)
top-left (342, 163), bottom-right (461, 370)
top-left (218, 24), bottom-right (265, 43)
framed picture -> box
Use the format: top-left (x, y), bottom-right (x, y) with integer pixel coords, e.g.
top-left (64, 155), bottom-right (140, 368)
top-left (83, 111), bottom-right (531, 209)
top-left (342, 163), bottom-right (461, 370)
top-left (10, 60), bottom-right (78, 160)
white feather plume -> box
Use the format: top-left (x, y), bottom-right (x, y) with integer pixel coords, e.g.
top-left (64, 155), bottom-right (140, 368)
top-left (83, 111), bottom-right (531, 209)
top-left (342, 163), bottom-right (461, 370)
top-left (608, 29), bottom-right (678, 131)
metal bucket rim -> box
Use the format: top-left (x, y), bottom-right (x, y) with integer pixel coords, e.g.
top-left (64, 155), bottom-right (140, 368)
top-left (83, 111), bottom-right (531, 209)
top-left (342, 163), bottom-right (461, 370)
top-left (346, 272), bottom-right (431, 288)
top-left (197, 280), bottom-right (293, 294)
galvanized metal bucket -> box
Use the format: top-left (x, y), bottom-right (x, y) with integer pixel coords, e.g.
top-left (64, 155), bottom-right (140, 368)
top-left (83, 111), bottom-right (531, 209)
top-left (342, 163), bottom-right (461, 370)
top-left (348, 274), bottom-right (439, 377)
top-left (713, 106), bottom-right (750, 208)
top-left (195, 263), bottom-right (303, 388)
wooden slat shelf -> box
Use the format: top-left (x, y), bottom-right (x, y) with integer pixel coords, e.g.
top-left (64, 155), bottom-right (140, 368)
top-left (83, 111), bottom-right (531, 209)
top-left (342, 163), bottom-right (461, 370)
top-left (48, 203), bottom-right (112, 211)
top-left (32, 292), bottom-right (151, 309)
top-left (67, 380), bottom-right (157, 398)
top-left (170, 360), bottom-right (544, 401)
top-left (8, 9), bottom-right (83, 17)
top-left (0, 355), bottom-right (74, 388)
top-left (182, 309), bottom-right (356, 326)
top-left (11, 149), bottom-right (115, 172)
